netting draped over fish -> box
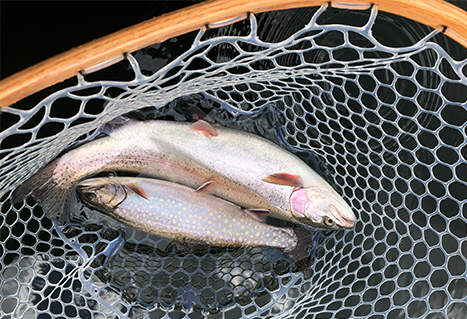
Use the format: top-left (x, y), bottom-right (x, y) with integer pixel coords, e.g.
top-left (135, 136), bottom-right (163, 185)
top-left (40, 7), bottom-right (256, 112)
top-left (1, 2), bottom-right (467, 319)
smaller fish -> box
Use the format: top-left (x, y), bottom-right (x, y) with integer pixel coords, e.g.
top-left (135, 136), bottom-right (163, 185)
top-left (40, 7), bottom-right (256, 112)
top-left (76, 177), bottom-right (320, 273)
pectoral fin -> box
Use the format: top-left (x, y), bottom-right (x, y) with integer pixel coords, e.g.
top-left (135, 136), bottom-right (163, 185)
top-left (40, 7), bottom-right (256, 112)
top-left (196, 181), bottom-right (215, 193)
top-left (245, 209), bottom-right (270, 223)
top-left (190, 120), bottom-right (218, 137)
top-left (262, 173), bottom-right (304, 188)
top-left (125, 183), bottom-right (149, 200)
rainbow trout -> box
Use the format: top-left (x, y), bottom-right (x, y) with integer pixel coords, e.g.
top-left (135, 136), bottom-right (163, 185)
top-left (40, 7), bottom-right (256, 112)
top-left (76, 177), bottom-right (317, 273)
top-left (12, 119), bottom-right (356, 229)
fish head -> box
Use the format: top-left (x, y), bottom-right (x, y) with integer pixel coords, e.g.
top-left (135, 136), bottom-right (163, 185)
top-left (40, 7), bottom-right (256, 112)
top-left (76, 178), bottom-right (127, 213)
top-left (289, 187), bottom-right (356, 230)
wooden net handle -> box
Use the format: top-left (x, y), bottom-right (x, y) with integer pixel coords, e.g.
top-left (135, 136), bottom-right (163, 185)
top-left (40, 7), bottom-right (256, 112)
top-left (1, 0), bottom-right (466, 107)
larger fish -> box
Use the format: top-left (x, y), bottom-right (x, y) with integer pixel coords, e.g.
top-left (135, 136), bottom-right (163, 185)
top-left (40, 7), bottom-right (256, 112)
top-left (11, 119), bottom-right (356, 229)
top-left (76, 176), bottom-right (318, 273)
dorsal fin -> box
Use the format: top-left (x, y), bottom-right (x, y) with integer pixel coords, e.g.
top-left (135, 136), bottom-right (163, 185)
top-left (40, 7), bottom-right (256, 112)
top-left (125, 183), bottom-right (149, 200)
top-left (100, 116), bottom-right (135, 135)
top-left (262, 173), bottom-right (304, 188)
top-left (187, 106), bottom-right (208, 122)
top-left (190, 120), bottom-right (218, 137)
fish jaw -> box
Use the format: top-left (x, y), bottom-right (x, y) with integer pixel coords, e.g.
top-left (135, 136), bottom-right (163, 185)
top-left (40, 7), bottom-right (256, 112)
top-left (289, 187), bottom-right (356, 230)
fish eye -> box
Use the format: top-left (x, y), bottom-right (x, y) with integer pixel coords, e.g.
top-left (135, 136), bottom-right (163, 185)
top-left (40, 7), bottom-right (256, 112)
top-left (85, 193), bottom-right (97, 201)
top-left (324, 218), bottom-right (334, 226)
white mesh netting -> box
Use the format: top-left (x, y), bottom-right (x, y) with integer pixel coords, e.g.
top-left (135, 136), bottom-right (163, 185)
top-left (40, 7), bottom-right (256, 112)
top-left (1, 3), bottom-right (467, 319)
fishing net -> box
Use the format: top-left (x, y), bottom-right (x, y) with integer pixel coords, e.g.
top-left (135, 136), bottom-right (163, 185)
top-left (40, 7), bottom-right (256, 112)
top-left (1, 2), bottom-right (467, 318)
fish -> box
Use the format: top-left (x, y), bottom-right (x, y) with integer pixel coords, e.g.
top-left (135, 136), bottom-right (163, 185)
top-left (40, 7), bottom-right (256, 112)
top-left (11, 118), bottom-right (356, 229)
top-left (76, 176), bottom-right (318, 273)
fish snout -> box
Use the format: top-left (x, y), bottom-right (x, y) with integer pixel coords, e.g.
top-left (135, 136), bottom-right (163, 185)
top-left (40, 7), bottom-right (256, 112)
top-left (336, 215), bottom-right (355, 229)
top-left (329, 204), bottom-right (356, 229)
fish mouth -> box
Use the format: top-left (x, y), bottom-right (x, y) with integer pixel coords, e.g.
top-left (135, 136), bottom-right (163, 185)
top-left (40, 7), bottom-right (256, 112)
top-left (296, 216), bottom-right (355, 230)
top-left (329, 204), bottom-right (356, 229)
top-left (337, 216), bottom-right (355, 229)
top-left (292, 203), bottom-right (356, 229)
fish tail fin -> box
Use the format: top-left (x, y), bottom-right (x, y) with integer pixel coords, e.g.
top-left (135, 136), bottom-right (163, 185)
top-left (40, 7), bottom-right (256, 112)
top-left (99, 233), bottom-right (125, 259)
top-left (11, 160), bottom-right (71, 223)
top-left (284, 229), bottom-right (322, 275)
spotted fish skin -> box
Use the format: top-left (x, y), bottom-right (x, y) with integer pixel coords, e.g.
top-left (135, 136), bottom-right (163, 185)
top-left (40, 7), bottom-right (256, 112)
top-left (77, 177), bottom-right (298, 251)
top-left (11, 120), bottom-right (279, 224)
top-left (12, 119), bottom-right (356, 229)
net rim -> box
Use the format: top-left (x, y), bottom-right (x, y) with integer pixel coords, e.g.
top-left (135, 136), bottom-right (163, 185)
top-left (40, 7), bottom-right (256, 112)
top-left (0, 0), bottom-right (466, 107)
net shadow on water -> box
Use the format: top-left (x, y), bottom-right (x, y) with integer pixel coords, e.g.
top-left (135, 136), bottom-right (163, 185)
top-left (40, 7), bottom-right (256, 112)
top-left (1, 2), bottom-right (467, 319)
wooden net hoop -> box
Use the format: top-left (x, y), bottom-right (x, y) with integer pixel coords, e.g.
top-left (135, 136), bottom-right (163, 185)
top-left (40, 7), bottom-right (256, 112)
top-left (1, 0), bottom-right (466, 107)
